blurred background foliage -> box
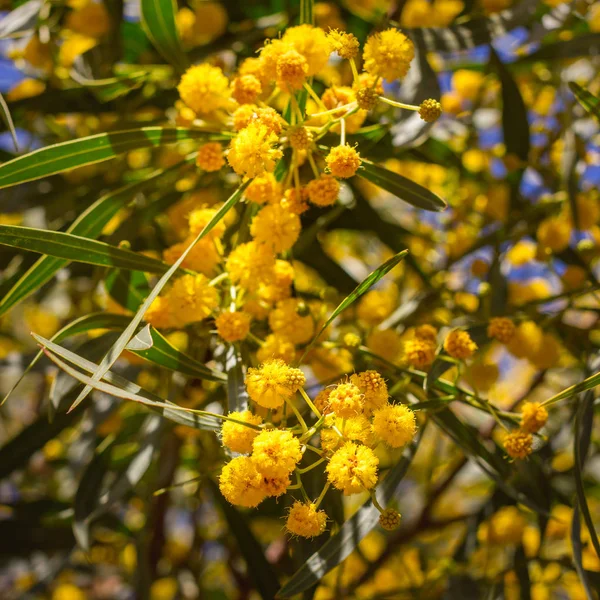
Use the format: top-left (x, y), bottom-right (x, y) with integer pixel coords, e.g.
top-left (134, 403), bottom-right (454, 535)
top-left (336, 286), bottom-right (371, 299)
top-left (0, 0), bottom-right (600, 599)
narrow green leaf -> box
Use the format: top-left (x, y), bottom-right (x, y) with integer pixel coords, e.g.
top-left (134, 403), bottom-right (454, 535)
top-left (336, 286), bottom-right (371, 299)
top-left (569, 82), bottom-right (600, 122)
top-left (71, 69), bottom-right (147, 102)
top-left (300, 250), bottom-right (408, 361)
top-left (278, 428), bottom-right (423, 598)
top-left (0, 225), bottom-right (174, 274)
top-left (0, 158), bottom-right (193, 317)
top-left (211, 480), bottom-right (281, 600)
top-left (543, 371), bottom-right (600, 407)
top-left (36, 335), bottom-right (223, 431)
top-left (571, 504), bottom-right (595, 600)
top-left (0, 0), bottom-right (41, 38)
top-left (140, 0), bottom-right (188, 72)
top-left (68, 180), bottom-right (249, 412)
top-left (73, 441), bottom-right (114, 550)
top-left (0, 92), bottom-right (18, 151)
top-left (105, 269), bottom-right (150, 312)
top-left (126, 325), bottom-right (154, 351)
top-left (299, 0), bottom-right (314, 24)
top-left (358, 160), bottom-right (447, 212)
top-left (0, 127), bottom-right (215, 189)
top-left (225, 344), bottom-right (248, 412)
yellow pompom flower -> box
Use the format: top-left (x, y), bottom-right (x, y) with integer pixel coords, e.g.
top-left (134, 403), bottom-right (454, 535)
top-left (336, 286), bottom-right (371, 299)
top-left (306, 174), bottom-right (340, 207)
top-left (261, 474), bottom-right (291, 497)
top-left (363, 28), bottom-right (415, 82)
top-left (269, 298), bottom-right (315, 345)
top-left (245, 173), bottom-right (282, 205)
top-left (326, 441), bottom-right (379, 495)
top-left (228, 122), bottom-right (282, 178)
top-left (328, 382), bottom-right (364, 418)
top-left (402, 337), bottom-right (436, 368)
top-left (215, 311), bottom-right (251, 342)
top-left (504, 430), bottom-right (533, 460)
top-left (221, 410), bottom-right (263, 454)
top-left (321, 415), bottom-right (374, 454)
top-left (349, 370), bottom-right (388, 414)
top-left (167, 274), bottom-right (219, 327)
top-left (178, 64), bottom-right (230, 115)
top-left (326, 145), bottom-right (361, 178)
top-left (282, 24), bottom-right (331, 76)
top-left (245, 359), bottom-right (305, 409)
top-left (281, 187), bottom-right (310, 214)
top-left (196, 142), bottom-right (225, 172)
top-left (537, 216), bottom-right (572, 253)
top-left (232, 74), bottom-right (262, 105)
top-left (145, 296), bottom-right (175, 329)
top-left (414, 324), bottom-right (438, 342)
top-left (356, 288), bottom-right (396, 325)
top-left (443, 329), bottom-right (477, 360)
top-left (257, 334), bottom-right (296, 364)
top-left (487, 317), bottom-right (516, 344)
top-left (520, 402), bottom-right (548, 433)
top-left (226, 241), bottom-right (276, 291)
top-left (66, 3), bottom-right (111, 38)
top-left (258, 259), bottom-right (295, 303)
top-left (418, 99), bottom-right (442, 122)
top-left (288, 126), bottom-right (312, 151)
top-left (250, 205), bottom-right (301, 253)
top-left (233, 104), bottom-right (257, 131)
top-left (367, 328), bottom-right (403, 362)
top-left (328, 29), bottom-right (360, 59)
top-left (219, 456), bottom-right (266, 507)
top-left (483, 506), bottom-right (526, 545)
top-left (276, 50), bottom-right (309, 91)
top-left (252, 429), bottom-right (302, 478)
top-left (286, 502), bottom-right (327, 538)
top-left (372, 403), bottom-right (417, 448)
top-left (379, 508), bottom-right (401, 531)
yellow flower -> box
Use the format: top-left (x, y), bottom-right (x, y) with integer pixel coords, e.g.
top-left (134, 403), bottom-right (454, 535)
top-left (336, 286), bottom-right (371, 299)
top-left (282, 24), bottom-right (331, 76)
top-left (257, 334), bottom-right (296, 364)
top-left (178, 64), bottom-right (230, 115)
top-left (506, 240), bottom-right (536, 266)
top-left (215, 311), bottom-right (251, 342)
top-left (221, 410), bottom-right (263, 454)
top-left (520, 402), bottom-right (548, 433)
top-left (252, 429), bottom-right (302, 478)
top-left (402, 337), bottom-right (436, 368)
top-left (163, 238), bottom-right (220, 276)
top-left (196, 142), bottom-right (225, 172)
top-left (487, 317), bottom-right (516, 344)
top-left (24, 306), bottom-right (60, 339)
top-left (504, 430), bottom-right (533, 460)
top-left (276, 50), bottom-right (309, 91)
top-left (245, 173), bottom-right (282, 205)
top-left (145, 296), bottom-right (175, 329)
top-left (66, 2), bottom-right (111, 38)
top-left (363, 28), bottom-right (414, 82)
top-left (232, 74), bottom-right (262, 105)
top-left (261, 474), bottom-right (291, 497)
top-left (328, 382), bottom-right (364, 417)
top-left (372, 403), bottom-right (417, 448)
top-left (250, 204), bottom-right (301, 253)
top-left (6, 78), bottom-right (45, 101)
top-left (466, 362), bottom-right (499, 392)
top-left (482, 507), bottom-right (526, 545)
top-left (226, 241), bottom-right (276, 291)
top-left (328, 30), bottom-right (360, 59)
top-left (349, 370), bottom-right (388, 414)
top-left (356, 287), bottom-right (396, 325)
top-left (245, 359), bottom-right (304, 409)
top-left (219, 456), bottom-right (266, 507)
top-left (286, 502), bottom-right (327, 537)
top-left (307, 174), bottom-right (340, 207)
top-left (418, 99), bottom-right (442, 122)
top-left (537, 216), bottom-right (572, 253)
top-left (258, 259), bottom-right (295, 303)
top-left (281, 187), bottom-right (310, 215)
top-left (322, 415), bottom-right (375, 454)
top-left (453, 69), bottom-right (485, 101)
top-left (168, 274), bottom-right (220, 327)
top-left (326, 441), bottom-right (379, 495)
top-left (288, 126), bottom-right (312, 151)
top-left (269, 298), bottom-right (315, 345)
top-left (443, 329), bottom-right (477, 360)
top-left (367, 329), bottom-right (402, 362)
top-left (506, 321), bottom-right (543, 360)
top-left (228, 122), bottom-right (282, 178)
top-left (414, 324), bottom-right (438, 342)
top-left (326, 145), bottom-right (361, 178)
top-left (379, 508), bottom-right (401, 531)
top-left (22, 35), bottom-right (52, 70)
top-left (59, 34), bottom-right (97, 67)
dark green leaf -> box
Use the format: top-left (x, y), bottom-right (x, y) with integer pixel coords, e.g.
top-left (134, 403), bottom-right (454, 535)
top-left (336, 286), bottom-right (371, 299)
top-left (0, 128), bottom-right (214, 189)
top-left (140, 0), bottom-right (188, 72)
top-left (71, 69), bottom-right (148, 103)
top-left (358, 160), bottom-right (447, 212)
top-left (225, 344), bottom-right (249, 412)
top-left (0, 225), bottom-right (174, 274)
top-left (0, 92), bottom-right (18, 151)
top-left (569, 82), bottom-right (600, 122)
top-left (105, 269), bottom-right (150, 312)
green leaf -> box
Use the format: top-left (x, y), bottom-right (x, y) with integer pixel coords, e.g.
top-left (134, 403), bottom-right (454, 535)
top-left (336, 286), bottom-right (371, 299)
top-left (0, 225), bottom-right (174, 274)
top-left (225, 344), bottom-right (249, 412)
top-left (35, 334), bottom-right (223, 431)
top-left (70, 70), bottom-right (148, 103)
top-left (105, 269), bottom-right (150, 312)
top-left (0, 158), bottom-right (193, 317)
top-left (140, 0), bottom-right (188, 72)
top-left (211, 480), bottom-right (281, 600)
top-left (73, 441), bottom-right (114, 550)
top-left (133, 327), bottom-right (227, 382)
top-left (0, 0), bottom-right (41, 39)
top-left (300, 249), bottom-right (408, 361)
top-left (0, 128), bottom-right (215, 189)
top-left (68, 180), bottom-right (249, 412)
top-left (569, 82), bottom-right (600, 122)
top-left (491, 49), bottom-right (530, 163)
top-left (571, 504), bottom-right (595, 600)
top-left (358, 160), bottom-right (447, 212)
top-left (278, 428), bottom-right (423, 598)
top-left (0, 92), bottom-right (18, 151)
top-left (542, 370), bottom-right (600, 407)
top-left (299, 0), bottom-right (314, 24)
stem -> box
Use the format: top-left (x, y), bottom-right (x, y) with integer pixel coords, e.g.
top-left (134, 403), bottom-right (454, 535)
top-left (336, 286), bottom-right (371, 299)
top-left (296, 457), bottom-right (326, 474)
top-left (309, 102), bottom-right (356, 118)
top-left (209, 272), bottom-right (228, 287)
top-left (304, 82), bottom-right (328, 111)
top-left (349, 58), bottom-right (360, 83)
top-left (307, 151), bottom-right (320, 178)
top-left (369, 490), bottom-right (385, 513)
top-left (285, 396), bottom-right (308, 432)
top-left (340, 118), bottom-right (346, 146)
top-left (379, 96), bottom-right (419, 111)
top-left (299, 387), bottom-right (322, 418)
top-left (314, 482), bottom-right (331, 508)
